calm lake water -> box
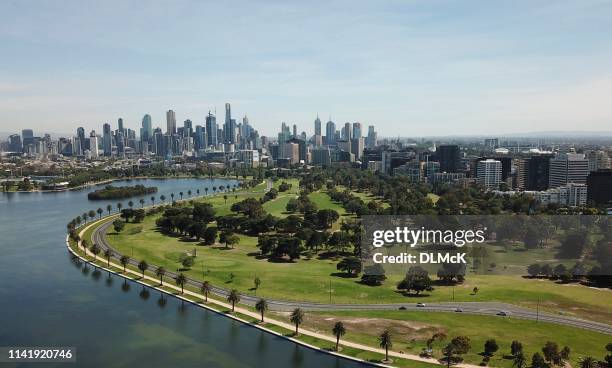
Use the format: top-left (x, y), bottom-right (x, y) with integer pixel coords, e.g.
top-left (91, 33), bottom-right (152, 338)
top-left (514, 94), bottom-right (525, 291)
top-left (0, 178), bottom-right (367, 368)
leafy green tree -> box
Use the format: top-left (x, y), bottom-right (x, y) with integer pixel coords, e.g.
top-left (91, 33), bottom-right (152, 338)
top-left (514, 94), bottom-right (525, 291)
top-left (332, 321), bottom-right (346, 351)
top-left (255, 298), bottom-right (268, 322)
top-left (219, 231), bottom-right (240, 249)
top-left (290, 308), bottom-right (305, 335)
top-left (512, 352), bottom-right (527, 368)
top-left (113, 219), bottom-right (125, 233)
top-left (97, 207), bottom-right (103, 219)
top-left (542, 341), bottom-right (560, 365)
top-left (337, 257), bottom-right (362, 276)
top-left (531, 353), bottom-right (548, 368)
top-left (181, 256), bottom-right (194, 270)
top-left (397, 266), bottom-right (433, 295)
top-left (484, 339), bottom-right (499, 357)
top-left (578, 356), bottom-right (598, 368)
top-left (511, 341), bottom-right (523, 357)
top-left (254, 276), bottom-right (261, 291)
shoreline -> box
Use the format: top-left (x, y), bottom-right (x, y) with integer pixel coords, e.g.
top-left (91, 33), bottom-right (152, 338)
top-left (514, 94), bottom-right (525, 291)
top-left (68, 215), bottom-right (464, 368)
top-left (1, 175), bottom-right (244, 194)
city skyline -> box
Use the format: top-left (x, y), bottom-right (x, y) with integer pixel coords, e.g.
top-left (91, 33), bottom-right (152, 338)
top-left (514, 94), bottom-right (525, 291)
top-left (2, 0), bottom-right (612, 136)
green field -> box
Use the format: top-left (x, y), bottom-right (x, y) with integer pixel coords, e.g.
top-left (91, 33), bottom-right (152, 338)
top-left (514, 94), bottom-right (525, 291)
top-left (270, 310), bottom-right (611, 368)
top-left (95, 178), bottom-right (612, 325)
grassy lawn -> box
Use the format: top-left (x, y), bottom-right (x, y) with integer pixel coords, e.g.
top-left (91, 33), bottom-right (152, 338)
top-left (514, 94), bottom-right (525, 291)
top-left (269, 310), bottom-right (611, 368)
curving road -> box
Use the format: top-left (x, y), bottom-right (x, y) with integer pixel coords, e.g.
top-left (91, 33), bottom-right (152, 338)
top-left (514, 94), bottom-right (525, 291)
top-left (90, 219), bottom-right (612, 335)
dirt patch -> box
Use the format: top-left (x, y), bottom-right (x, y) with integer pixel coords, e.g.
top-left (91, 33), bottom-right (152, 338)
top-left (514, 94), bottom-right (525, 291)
top-left (306, 314), bottom-right (444, 340)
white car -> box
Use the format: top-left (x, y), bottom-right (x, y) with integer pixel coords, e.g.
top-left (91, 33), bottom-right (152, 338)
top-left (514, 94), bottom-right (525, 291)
top-left (416, 303), bottom-right (426, 307)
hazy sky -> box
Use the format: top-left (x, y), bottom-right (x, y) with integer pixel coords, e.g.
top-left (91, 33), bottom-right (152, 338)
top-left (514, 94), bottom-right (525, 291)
top-left (1, 0), bottom-right (612, 137)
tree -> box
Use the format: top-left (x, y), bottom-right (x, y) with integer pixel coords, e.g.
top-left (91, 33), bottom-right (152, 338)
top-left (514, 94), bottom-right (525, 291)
top-left (378, 330), bottom-right (392, 362)
top-left (290, 308), bottom-right (304, 335)
top-left (137, 260), bottom-right (148, 278)
top-left (578, 357), bottom-right (598, 368)
top-left (254, 276), bottom-right (261, 292)
top-left (397, 266), bottom-right (433, 295)
top-left (219, 231), bottom-right (240, 249)
top-left (332, 321), bottom-right (346, 351)
top-left (139, 198), bottom-right (145, 208)
top-left (150, 196), bottom-right (155, 205)
top-left (605, 342), bottom-right (612, 368)
top-left (113, 219), bottom-right (125, 233)
top-left (97, 207), bottom-right (103, 219)
top-left (117, 202), bottom-right (123, 212)
top-left (203, 227), bottom-right (218, 245)
top-left (103, 248), bottom-right (112, 267)
top-left (510, 341), bottom-right (523, 357)
top-left (223, 194), bottom-right (228, 204)
top-left (527, 263), bottom-right (541, 277)
top-left (484, 339), bottom-right (499, 357)
top-left (443, 336), bottom-right (471, 367)
top-left (531, 353), bottom-right (548, 368)
top-left (542, 341), bottom-right (560, 365)
top-left (255, 298), bottom-right (268, 322)
top-left (227, 289), bottom-right (240, 312)
top-left (88, 210), bottom-right (96, 221)
top-left (201, 281), bottom-right (211, 302)
top-left (106, 204), bottom-right (112, 215)
top-left (175, 273), bottom-right (187, 294)
top-left (337, 257), bottom-right (362, 276)
top-left (155, 266), bottom-right (166, 285)
top-left (160, 194), bottom-right (166, 203)
top-left (120, 255), bottom-right (130, 272)
top-left (513, 352), bottom-right (527, 368)
top-left (181, 256), bottom-right (194, 270)
top-left (90, 243), bottom-right (101, 261)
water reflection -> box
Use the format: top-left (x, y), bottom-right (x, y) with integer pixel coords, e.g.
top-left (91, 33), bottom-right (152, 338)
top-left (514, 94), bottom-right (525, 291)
top-left (121, 279), bottom-right (130, 293)
top-left (139, 286), bottom-right (150, 301)
top-left (157, 294), bottom-right (167, 308)
top-left (91, 268), bottom-right (102, 281)
top-left (105, 275), bottom-right (114, 288)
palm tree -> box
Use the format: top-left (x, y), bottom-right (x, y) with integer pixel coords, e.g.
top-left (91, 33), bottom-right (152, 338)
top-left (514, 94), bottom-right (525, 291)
top-left (179, 191), bottom-right (184, 200)
top-left (88, 210), bottom-right (96, 221)
top-left (227, 289), bottom-right (240, 312)
top-left (160, 195), bottom-right (166, 203)
top-left (378, 330), bottom-right (393, 362)
top-left (128, 200), bottom-right (134, 208)
top-left (90, 243), bottom-right (101, 261)
top-left (205, 187), bottom-right (209, 195)
top-left (97, 208), bottom-right (103, 219)
top-left (117, 203), bottom-right (123, 212)
top-left (80, 239), bottom-right (88, 252)
top-left (332, 321), bottom-right (346, 351)
top-left (103, 249), bottom-right (112, 267)
top-left (170, 193), bottom-right (175, 202)
top-left (106, 204), bottom-right (112, 215)
top-left (120, 255), bottom-right (130, 272)
top-left (201, 281), bottom-right (211, 302)
top-left (139, 198), bottom-right (145, 208)
top-left (255, 298), bottom-right (268, 322)
top-left (212, 186), bottom-right (217, 193)
top-left (175, 273), bottom-right (187, 294)
top-left (290, 308), bottom-right (304, 335)
top-left (196, 189), bottom-right (200, 196)
top-left (513, 352), bottom-right (527, 368)
top-left (137, 260), bottom-right (148, 278)
top-left (223, 194), bottom-right (228, 204)
top-left (82, 213), bottom-right (88, 224)
top-left (150, 196), bottom-right (155, 205)
top-left (578, 357), bottom-right (598, 368)
top-left (155, 266), bottom-right (166, 285)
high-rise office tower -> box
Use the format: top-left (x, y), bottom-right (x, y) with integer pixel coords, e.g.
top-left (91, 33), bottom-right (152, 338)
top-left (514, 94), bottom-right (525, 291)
top-left (477, 159), bottom-right (502, 190)
top-left (102, 123), bottom-right (112, 156)
top-left (8, 134), bottom-right (22, 152)
top-left (292, 124), bottom-right (297, 138)
top-left (194, 125), bottom-right (206, 150)
top-left (278, 122), bottom-right (292, 143)
top-left (89, 130), bottom-right (99, 158)
top-left (437, 145), bottom-right (461, 172)
top-left (325, 120), bottom-right (336, 145)
top-left (549, 153), bottom-right (589, 188)
top-left (314, 115), bottom-right (322, 136)
top-left (366, 126), bottom-right (377, 148)
top-left (21, 129), bottom-right (34, 150)
top-left (118, 118), bottom-right (124, 134)
top-left (587, 169), bottom-right (612, 205)
top-left (352, 122), bottom-right (362, 138)
top-left (141, 114), bottom-right (152, 141)
top-left (153, 128), bottom-right (164, 156)
top-left (223, 103), bottom-right (236, 144)
top-left (206, 111), bottom-right (218, 148)
top-left (342, 122), bottom-right (352, 140)
top-left (518, 154), bottom-right (553, 190)
top-left (166, 110), bottom-right (176, 135)
top-left (183, 119), bottom-right (193, 137)
top-left (76, 127), bottom-right (86, 154)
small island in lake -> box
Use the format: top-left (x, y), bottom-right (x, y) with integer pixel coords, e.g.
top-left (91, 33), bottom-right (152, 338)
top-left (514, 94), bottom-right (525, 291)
top-left (88, 184), bottom-right (158, 200)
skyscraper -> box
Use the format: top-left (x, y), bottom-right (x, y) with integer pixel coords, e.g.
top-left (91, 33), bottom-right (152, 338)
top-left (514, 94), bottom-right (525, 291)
top-left (314, 115), bottom-right (322, 136)
top-left (477, 159), bottom-right (502, 190)
top-left (352, 122), bottom-right (362, 138)
top-left (89, 130), bottom-right (99, 158)
top-left (141, 114), bottom-right (152, 140)
top-left (102, 123), bottom-right (112, 156)
top-left (205, 111), bottom-right (217, 147)
top-left (342, 122), bottom-right (352, 140)
top-left (183, 119), bottom-right (193, 137)
top-left (224, 103), bottom-right (236, 144)
top-left (166, 110), bottom-right (176, 135)
top-left (549, 153), bottom-right (589, 188)
top-left (325, 120), bottom-right (336, 145)
top-left (437, 145), bottom-right (461, 173)
top-left (366, 126), bottom-right (377, 148)
top-left (76, 127), bottom-right (86, 154)
top-left (21, 129), bottom-right (34, 151)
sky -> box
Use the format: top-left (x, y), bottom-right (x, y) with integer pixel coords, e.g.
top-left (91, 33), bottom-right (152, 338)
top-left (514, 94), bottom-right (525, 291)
top-left (1, 0), bottom-right (612, 137)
